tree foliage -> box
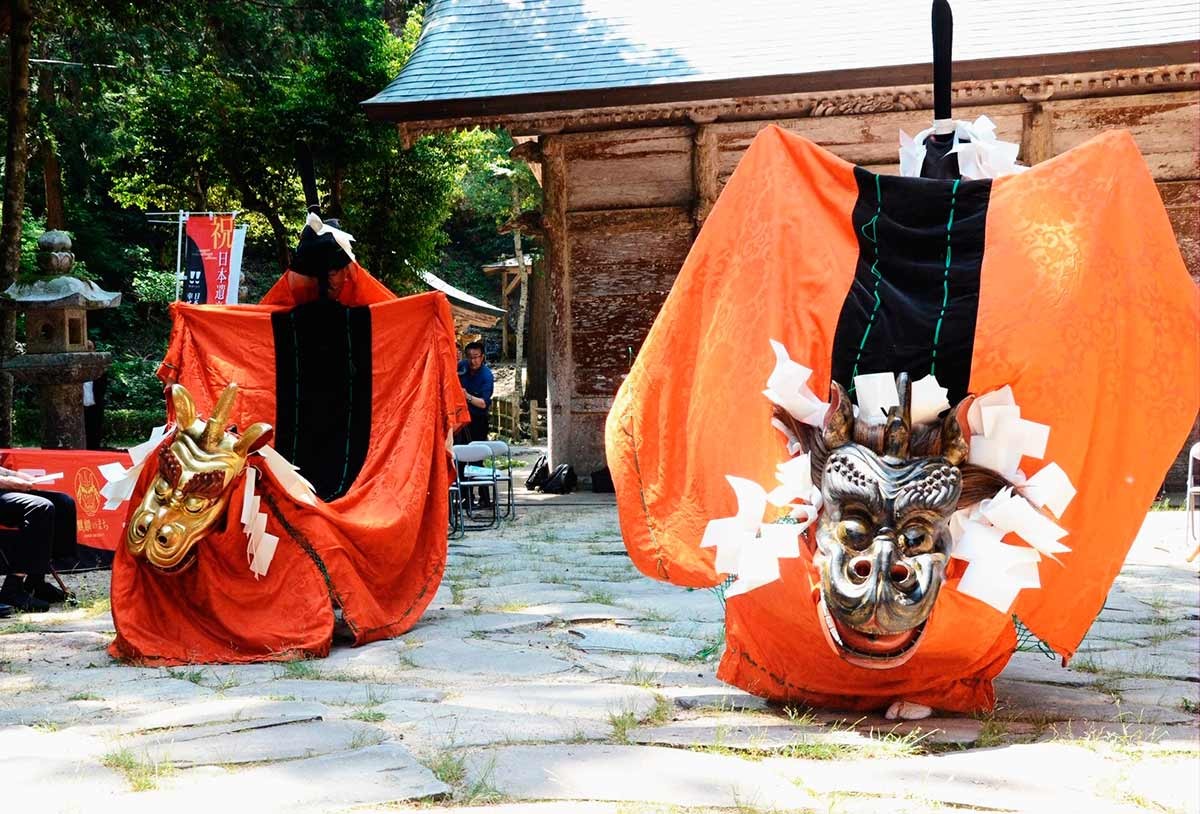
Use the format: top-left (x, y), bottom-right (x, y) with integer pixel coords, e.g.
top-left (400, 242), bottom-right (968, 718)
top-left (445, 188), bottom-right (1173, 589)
top-left (4, 0), bottom-right (538, 438)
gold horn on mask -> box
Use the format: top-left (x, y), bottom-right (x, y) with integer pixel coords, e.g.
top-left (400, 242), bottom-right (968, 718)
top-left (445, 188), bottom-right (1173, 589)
top-left (201, 383), bottom-right (238, 452)
top-left (171, 384), bottom-right (198, 431)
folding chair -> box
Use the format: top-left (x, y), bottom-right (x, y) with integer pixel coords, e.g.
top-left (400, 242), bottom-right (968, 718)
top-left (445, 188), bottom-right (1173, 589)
top-left (1186, 442), bottom-right (1200, 562)
top-left (452, 443), bottom-right (499, 530)
top-left (478, 439), bottom-right (516, 520)
top-left (447, 480), bottom-right (465, 539)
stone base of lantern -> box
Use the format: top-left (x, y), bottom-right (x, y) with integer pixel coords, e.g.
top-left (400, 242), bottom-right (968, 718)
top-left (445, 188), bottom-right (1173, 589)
top-left (5, 351), bottom-right (112, 449)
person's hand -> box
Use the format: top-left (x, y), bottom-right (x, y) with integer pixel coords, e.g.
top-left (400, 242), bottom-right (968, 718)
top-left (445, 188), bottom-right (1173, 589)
top-left (0, 474), bottom-right (33, 491)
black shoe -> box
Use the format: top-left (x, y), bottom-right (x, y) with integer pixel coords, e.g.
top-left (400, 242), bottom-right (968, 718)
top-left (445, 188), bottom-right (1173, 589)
top-left (0, 603), bottom-right (12, 618)
top-left (25, 577), bottom-right (70, 604)
top-left (0, 578), bottom-right (51, 613)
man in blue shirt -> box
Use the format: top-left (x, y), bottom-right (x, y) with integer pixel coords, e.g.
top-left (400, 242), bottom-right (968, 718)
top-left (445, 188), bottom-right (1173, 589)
top-left (458, 341), bottom-right (494, 442)
top-left (457, 342), bottom-right (495, 508)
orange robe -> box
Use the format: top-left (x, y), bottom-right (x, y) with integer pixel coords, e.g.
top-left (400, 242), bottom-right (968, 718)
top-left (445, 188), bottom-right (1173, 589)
top-left (110, 268), bottom-right (468, 664)
top-left (606, 126), bottom-right (1199, 711)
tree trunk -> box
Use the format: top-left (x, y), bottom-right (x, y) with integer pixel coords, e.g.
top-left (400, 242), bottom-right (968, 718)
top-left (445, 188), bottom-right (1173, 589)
top-left (328, 164), bottom-right (345, 219)
top-left (264, 208), bottom-right (290, 272)
top-left (0, 0), bottom-right (34, 446)
top-left (41, 146), bottom-right (65, 229)
top-left (510, 183), bottom-right (529, 400)
top-left (38, 53), bottom-right (65, 230)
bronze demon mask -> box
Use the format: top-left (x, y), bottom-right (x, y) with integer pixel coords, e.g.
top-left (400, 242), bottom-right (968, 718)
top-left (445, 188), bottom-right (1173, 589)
top-left (126, 383), bottom-right (271, 573)
top-left (811, 374), bottom-right (969, 669)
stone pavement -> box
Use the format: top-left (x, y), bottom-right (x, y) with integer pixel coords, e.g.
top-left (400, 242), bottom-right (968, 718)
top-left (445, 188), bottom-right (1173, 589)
top-left (1, 502), bottom-right (1197, 814)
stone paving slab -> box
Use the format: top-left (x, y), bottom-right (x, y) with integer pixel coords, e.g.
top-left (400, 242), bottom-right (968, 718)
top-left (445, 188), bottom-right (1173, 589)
top-left (1073, 646), bottom-right (1200, 682)
top-left (406, 637), bottom-right (575, 677)
top-left (631, 716), bottom-right (872, 752)
top-left (2, 506), bottom-right (1196, 811)
top-left (133, 719), bottom-right (384, 767)
top-left (0, 698), bottom-right (111, 727)
top-left (408, 611), bottom-right (553, 638)
top-left (992, 677), bottom-right (1193, 724)
top-left (515, 602), bottom-right (643, 622)
top-left (610, 593), bottom-right (726, 624)
top-left (46, 675), bottom-right (216, 705)
top-left (463, 744), bottom-right (814, 809)
top-left (7, 756), bottom-right (127, 806)
top-left (1117, 677), bottom-right (1200, 710)
top-left (447, 682), bottom-right (659, 721)
top-left (118, 699), bottom-right (327, 734)
top-left (379, 699), bottom-right (606, 749)
top-left (223, 679), bottom-right (444, 706)
top-left (133, 743), bottom-right (447, 812)
top-left (761, 742), bottom-right (1142, 814)
top-left (669, 689), bottom-right (770, 712)
top-left (1038, 719), bottom-right (1200, 749)
top-left (461, 583), bottom-right (590, 608)
top-left (998, 651), bottom-right (1111, 687)
top-left (567, 627), bottom-right (709, 659)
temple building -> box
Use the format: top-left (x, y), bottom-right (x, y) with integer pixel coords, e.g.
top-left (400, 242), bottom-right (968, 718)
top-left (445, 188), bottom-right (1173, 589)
top-left (365, 0), bottom-right (1199, 485)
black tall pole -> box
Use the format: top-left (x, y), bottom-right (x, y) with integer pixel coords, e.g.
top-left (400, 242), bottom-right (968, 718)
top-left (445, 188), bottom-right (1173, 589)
top-left (932, 0), bottom-right (953, 122)
top-left (295, 141), bottom-right (320, 215)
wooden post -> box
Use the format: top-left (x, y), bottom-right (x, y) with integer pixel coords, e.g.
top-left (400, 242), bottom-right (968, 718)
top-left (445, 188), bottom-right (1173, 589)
top-left (691, 119), bottom-right (719, 233)
top-left (1020, 89), bottom-right (1056, 166)
top-left (526, 257), bottom-right (548, 403)
top-left (500, 269), bottom-right (509, 360)
top-left (530, 399), bottom-right (542, 443)
top-left (542, 136), bottom-right (572, 468)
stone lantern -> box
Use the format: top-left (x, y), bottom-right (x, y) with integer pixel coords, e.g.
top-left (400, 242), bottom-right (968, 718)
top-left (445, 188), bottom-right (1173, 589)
top-left (0, 230), bottom-right (120, 448)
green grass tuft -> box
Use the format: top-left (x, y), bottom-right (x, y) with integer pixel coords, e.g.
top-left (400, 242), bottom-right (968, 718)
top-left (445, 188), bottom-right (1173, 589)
top-left (102, 748), bottom-right (174, 792)
top-left (349, 708), bottom-right (386, 723)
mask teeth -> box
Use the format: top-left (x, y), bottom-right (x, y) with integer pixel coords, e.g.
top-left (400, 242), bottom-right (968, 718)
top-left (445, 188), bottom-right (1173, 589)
top-left (818, 598), bottom-right (844, 646)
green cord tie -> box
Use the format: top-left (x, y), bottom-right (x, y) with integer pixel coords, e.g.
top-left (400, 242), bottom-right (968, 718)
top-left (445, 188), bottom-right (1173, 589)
top-left (929, 178), bottom-right (961, 375)
top-left (850, 174), bottom-right (885, 393)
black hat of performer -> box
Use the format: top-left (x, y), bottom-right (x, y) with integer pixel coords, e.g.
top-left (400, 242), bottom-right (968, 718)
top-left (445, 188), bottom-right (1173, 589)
top-left (291, 208), bottom-right (356, 297)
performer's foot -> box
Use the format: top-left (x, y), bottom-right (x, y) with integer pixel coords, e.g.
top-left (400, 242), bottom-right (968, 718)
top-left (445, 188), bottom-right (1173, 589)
top-left (0, 577), bottom-right (51, 613)
top-left (24, 576), bottom-right (70, 604)
top-left (0, 603), bottom-right (12, 618)
top-left (885, 700), bottom-right (933, 720)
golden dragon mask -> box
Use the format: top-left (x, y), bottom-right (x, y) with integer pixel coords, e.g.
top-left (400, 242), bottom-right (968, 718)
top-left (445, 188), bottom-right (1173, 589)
top-left (126, 383), bottom-right (271, 573)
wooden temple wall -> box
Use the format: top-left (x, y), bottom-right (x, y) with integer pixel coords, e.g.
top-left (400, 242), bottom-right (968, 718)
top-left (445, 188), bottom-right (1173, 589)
top-left (539, 88), bottom-right (1200, 488)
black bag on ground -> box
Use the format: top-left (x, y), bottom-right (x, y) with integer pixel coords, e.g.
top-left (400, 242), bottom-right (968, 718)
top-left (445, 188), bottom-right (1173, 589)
top-left (591, 466), bottom-right (614, 493)
top-left (525, 455), bottom-right (551, 491)
top-left (541, 464), bottom-right (577, 494)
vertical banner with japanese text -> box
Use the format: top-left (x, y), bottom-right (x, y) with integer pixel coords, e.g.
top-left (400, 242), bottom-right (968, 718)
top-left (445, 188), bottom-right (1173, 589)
top-left (181, 214), bottom-right (244, 304)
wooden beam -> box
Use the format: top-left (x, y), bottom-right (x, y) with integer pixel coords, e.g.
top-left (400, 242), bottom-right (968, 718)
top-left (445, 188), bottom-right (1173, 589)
top-left (503, 269), bottom-right (523, 297)
top-left (376, 61), bottom-right (1199, 137)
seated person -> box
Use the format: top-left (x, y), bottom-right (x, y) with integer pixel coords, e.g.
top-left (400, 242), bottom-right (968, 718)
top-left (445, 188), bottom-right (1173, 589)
top-left (0, 467), bottom-right (75, 612)
top-left (456, 341), bottom-right (495, 509)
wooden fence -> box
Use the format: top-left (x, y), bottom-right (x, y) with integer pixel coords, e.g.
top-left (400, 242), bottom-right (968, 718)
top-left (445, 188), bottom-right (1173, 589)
top-left (489, 398), bottom-right (546, 443)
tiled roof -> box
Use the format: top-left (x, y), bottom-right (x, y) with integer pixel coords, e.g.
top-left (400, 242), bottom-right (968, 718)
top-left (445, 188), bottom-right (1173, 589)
top-left (364, 0), bottom-right (1200, 120)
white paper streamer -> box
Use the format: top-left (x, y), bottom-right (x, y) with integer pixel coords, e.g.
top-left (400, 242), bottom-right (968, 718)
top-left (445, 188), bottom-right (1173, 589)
top-left (1021, 462), bottom-right (1077, 519)
top-left (240, 467), bottom-right (279, 578)
top-left (98, 425), bottom-right (169, 510)
top-left (700, 456), bottom-right (822, 599)
top-left (899, 115), bottom-right (1028, 180)
top-left (256, 445), bottom-right (318, 506)
top-left (763, 339), bottom-right (829, 427)
top-left (852, 372), bottom-right (899, 424)
top-left (910, 374), bottom-right (951, 424)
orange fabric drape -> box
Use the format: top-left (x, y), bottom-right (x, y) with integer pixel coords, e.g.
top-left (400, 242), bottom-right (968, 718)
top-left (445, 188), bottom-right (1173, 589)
top-left (606, 126), bottom-right (1199, 711)
top-left (112, 272), bottom-right (469, 664)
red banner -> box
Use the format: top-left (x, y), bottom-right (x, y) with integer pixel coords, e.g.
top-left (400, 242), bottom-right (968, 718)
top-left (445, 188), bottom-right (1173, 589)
top-left (182, 214), bottom-right (242, 305)
top-left (1, 449), bottom-right (132, 551)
